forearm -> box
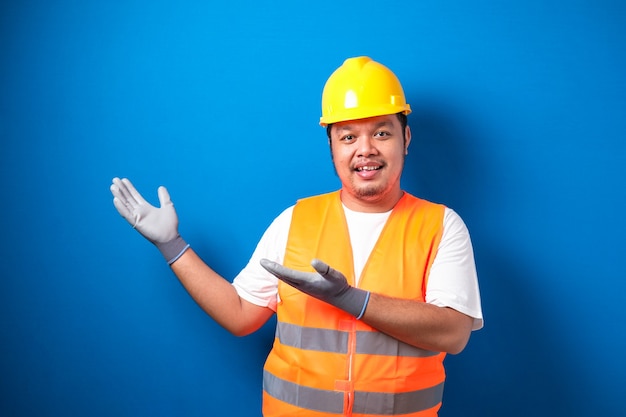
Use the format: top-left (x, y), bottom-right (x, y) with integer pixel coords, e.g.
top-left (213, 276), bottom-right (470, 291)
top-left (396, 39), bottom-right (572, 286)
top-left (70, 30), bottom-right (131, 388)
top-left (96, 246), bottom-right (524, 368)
top-left (170, 249), bottom-right (273, 336)
top-left (360, 293), bottom-right (474, 354)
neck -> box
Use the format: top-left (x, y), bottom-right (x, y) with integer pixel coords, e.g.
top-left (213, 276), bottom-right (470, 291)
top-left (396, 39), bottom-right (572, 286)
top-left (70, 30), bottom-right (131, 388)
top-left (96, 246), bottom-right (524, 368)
top-left (340, 188), bottom-right (404, 213)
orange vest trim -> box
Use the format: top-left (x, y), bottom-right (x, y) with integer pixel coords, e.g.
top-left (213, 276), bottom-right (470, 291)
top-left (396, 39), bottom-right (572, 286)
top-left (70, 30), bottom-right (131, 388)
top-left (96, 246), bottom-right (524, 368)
top-left (263, 191), bottom-right (446, 417)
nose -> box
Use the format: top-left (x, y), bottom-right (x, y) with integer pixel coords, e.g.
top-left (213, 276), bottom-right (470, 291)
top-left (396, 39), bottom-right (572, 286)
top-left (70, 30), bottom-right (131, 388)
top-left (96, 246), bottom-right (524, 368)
top-left (356, 136), bottom-right (378, 157)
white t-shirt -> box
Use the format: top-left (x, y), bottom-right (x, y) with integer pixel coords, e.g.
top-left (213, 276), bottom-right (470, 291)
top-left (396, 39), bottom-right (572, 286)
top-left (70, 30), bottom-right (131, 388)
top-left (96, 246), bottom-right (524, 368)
top-left (232, 204), bottom-right (484, 330)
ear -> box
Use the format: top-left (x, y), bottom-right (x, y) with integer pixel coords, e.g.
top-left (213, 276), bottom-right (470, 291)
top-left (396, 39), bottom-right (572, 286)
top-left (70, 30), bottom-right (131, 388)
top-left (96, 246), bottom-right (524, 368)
top-left (404, 125), bottom-right (412, 155)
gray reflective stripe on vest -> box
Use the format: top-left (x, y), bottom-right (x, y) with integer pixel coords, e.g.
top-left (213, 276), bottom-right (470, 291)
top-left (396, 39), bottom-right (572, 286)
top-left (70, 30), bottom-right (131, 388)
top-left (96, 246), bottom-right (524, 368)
top-left (277, 321), bottom-right (439, 357)
top-left (356, 331), bottom-right (439, 357)
top-left (276, 320), bottom-right (349, 353)
top-left (264, 370), bottom-right (345, 414)
top-left (353, 383), bottom-right (444, 415)
top-left (264, 370), bottom-right (444, 415)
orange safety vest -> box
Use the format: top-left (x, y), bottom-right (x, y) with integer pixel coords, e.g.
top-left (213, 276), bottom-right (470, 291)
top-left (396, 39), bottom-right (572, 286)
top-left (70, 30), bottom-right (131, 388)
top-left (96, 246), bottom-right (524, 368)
top-left (262, 191), bottom-right (446, 417)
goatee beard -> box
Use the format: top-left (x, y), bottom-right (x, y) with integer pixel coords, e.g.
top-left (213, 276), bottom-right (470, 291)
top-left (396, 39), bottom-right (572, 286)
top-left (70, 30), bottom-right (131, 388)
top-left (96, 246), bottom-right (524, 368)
top-left (354, 183), bottom-right (384, 199)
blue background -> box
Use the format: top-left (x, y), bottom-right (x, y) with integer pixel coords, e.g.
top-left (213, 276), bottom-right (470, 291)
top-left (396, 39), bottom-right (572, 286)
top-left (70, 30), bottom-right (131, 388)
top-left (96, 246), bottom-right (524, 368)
top-left (1, 1), bottom-right (625, 416)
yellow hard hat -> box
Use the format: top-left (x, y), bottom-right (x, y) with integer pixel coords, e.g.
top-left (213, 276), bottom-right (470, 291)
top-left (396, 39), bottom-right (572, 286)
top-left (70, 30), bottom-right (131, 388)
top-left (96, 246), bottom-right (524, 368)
top-left (319, 56), bottom-right (411, 126)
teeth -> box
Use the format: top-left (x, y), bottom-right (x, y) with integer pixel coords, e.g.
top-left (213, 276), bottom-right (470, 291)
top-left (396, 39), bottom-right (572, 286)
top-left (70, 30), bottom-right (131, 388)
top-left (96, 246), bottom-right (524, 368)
top-left (358, 166), bottom-right (380, 171)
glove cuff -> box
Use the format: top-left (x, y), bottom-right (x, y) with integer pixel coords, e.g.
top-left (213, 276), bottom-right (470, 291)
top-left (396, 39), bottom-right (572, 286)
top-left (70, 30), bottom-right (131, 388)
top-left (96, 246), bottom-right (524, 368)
top-left (155, 236), bottom-right (190, 264)
top-left (336, 287), bottom-right (371, 319)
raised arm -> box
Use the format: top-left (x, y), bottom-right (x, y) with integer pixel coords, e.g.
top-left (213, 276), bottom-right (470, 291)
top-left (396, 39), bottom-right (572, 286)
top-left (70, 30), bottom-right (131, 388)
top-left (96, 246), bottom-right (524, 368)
top-left (169, 249), bottom-right (274, 335)
top-left (110, 178), bottom-right (274, 336)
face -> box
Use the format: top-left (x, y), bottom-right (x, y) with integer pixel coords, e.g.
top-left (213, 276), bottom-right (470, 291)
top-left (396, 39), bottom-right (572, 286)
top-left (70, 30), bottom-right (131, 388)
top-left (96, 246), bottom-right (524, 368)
top-left (329, 114), bottom-right (411, 212)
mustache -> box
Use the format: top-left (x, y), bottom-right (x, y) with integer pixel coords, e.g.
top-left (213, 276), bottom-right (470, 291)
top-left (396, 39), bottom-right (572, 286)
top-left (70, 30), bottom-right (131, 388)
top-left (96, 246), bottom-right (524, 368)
top-left (351, 158), bottom-right (385, 169)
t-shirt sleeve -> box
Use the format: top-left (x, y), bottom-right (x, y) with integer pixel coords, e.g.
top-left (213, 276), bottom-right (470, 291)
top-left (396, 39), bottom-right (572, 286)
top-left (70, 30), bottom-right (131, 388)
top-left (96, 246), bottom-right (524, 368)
top-left (425, 208), bottom-right (484, 330)
top-left (231, 206), bottom-right (293, 311)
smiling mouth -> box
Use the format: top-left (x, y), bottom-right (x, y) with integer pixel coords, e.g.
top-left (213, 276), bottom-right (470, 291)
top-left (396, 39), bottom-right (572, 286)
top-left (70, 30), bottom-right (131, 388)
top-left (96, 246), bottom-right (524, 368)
top-left (355, 166), bottom-right (382, 172)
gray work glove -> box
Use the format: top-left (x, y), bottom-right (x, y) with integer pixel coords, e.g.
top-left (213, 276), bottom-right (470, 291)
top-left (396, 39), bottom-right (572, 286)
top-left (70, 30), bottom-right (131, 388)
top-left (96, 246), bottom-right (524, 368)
top-left (260, 258), bottom-right (370, 319)
top-left (110, 177), bottom-right (189, 264)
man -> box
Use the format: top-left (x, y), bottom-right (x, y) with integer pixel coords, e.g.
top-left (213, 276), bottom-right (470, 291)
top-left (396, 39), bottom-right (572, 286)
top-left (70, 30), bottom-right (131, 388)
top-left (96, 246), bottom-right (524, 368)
top-left (111, 56), bottom-right (483, 416)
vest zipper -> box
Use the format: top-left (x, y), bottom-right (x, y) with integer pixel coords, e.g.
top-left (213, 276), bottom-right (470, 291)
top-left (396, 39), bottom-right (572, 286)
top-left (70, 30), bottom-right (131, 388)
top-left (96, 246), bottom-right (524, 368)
top-left (345, 318), bottom-right (357, 416)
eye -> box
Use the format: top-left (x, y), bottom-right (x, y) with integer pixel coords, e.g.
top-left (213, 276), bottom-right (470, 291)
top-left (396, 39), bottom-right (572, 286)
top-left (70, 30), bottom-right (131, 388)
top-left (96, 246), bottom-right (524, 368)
top-left (340, 134), bottom-right (356, 143)
top-left (374, 130), bottom-right (391, 138)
